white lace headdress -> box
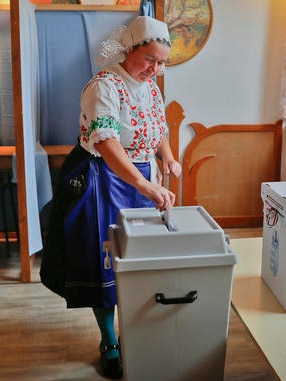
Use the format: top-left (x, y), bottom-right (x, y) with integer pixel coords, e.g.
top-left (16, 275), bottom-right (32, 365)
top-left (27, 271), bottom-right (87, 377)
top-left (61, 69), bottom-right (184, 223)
top-left (96, 16), bottom-right (171, 68)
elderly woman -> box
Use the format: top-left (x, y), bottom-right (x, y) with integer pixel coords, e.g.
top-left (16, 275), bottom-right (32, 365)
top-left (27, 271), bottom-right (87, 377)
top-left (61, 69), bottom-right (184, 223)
top-left (40, 15), bottom-right (181, 379)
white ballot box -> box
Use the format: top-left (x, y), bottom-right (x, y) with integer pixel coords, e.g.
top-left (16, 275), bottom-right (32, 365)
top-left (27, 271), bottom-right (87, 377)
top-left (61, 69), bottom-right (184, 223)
top-left (109, 206), bottom-right (237, 381)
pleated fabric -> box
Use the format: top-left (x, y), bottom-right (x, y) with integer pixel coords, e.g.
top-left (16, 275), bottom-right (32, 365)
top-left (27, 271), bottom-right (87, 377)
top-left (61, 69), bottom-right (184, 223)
top-left (40, 145), bottom-right (155, 308)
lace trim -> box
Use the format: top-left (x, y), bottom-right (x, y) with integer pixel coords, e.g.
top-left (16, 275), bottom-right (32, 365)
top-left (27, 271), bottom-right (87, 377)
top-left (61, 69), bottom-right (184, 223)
top-left (90, 128), bottom-right (119, 143)
top-left (96, 25), bottom-right (127, 68)
top-left (88, 128), bottom-right (120, 156)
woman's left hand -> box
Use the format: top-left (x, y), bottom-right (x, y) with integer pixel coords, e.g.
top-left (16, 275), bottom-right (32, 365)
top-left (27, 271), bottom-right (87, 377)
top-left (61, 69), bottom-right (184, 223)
top-left (156, 136), bottom-right (182, 178)
top-left (163, 159), bottom-right (182, 178)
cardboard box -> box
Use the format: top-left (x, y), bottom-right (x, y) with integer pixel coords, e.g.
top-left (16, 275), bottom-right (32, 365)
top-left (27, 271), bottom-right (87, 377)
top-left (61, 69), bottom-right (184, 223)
top-left (261, 182), bottom-right (286, 309)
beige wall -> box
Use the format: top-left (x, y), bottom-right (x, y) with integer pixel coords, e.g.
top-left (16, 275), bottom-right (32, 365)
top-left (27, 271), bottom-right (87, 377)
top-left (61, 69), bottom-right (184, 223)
top-left (164, 0), bottom-right (286, 163)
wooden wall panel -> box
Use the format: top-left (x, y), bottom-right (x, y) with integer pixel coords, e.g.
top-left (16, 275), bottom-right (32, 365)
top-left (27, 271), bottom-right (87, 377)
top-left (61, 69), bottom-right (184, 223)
top-left (180, 120), bottom-right (282, 227)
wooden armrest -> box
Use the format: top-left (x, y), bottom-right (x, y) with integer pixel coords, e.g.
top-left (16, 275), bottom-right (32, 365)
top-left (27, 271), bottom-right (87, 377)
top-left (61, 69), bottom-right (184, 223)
top-left (0, 146), bottom-right (16, 170)
top-left (0, 145), bottom-right (73, 170)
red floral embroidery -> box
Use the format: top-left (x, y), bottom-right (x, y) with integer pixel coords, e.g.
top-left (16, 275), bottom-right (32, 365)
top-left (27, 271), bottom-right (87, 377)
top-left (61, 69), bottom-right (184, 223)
top-left (85, 71), bottom-right (167, 162)
top-left (139, 141), bottom-right (146, 149)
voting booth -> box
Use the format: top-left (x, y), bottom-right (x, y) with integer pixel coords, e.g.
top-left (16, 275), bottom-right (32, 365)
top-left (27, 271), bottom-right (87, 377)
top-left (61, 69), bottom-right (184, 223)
top-left (109, 206), bottom-right (237, 381)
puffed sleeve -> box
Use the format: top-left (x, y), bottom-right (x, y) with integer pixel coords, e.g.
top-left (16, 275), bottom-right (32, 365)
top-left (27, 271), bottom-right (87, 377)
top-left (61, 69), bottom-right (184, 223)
top-left (79, 77), bottom-right (121, 156)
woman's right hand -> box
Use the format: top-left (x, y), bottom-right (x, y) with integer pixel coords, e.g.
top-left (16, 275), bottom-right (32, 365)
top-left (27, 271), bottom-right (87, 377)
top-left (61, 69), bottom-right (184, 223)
top-left (136, 178), bottom-right (175, 212)
top-left (94, 139), bottom-right (175, 211)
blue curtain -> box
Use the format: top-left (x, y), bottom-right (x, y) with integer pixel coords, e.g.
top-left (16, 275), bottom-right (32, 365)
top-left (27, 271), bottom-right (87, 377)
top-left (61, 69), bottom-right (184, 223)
top-left (36, 11), bottom-right (137, 145)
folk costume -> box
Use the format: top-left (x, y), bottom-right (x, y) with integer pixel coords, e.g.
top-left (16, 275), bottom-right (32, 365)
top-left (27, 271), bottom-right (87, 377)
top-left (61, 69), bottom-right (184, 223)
top-left (40, 16), bottom-right (172, 310)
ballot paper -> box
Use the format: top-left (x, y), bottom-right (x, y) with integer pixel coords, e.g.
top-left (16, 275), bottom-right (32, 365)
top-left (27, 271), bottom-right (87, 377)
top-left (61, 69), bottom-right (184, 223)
top-left (162, 208), bottom-right (178, 231)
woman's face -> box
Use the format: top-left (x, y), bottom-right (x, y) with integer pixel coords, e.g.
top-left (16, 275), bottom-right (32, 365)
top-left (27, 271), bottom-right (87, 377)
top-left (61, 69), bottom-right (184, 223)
top-left (121, 40), bottom-right (171, 82)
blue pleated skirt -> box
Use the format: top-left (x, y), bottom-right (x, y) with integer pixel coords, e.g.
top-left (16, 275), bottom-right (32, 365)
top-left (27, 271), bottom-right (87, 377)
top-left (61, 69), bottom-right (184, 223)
top-left (40, 145), bottom-right (155, 309)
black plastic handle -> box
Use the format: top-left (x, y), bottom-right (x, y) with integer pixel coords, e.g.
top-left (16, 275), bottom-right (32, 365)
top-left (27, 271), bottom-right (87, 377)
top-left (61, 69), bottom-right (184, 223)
top-left (155, 290), bottom-right (198, 305)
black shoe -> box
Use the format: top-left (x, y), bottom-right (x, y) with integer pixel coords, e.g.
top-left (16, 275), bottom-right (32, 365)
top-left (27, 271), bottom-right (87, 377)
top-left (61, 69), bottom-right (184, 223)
top-left (100, 343), bottom-right (123, 379)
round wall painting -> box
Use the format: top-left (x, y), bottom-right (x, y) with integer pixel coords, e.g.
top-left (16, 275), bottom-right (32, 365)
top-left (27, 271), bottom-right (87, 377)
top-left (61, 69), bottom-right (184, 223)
top-left (165, 0), bottom-right (213, 66)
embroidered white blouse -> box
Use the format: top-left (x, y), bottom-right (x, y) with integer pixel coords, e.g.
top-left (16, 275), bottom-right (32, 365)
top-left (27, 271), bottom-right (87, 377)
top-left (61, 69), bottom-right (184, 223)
top-left (79, 64), bottom-right (168, 163)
